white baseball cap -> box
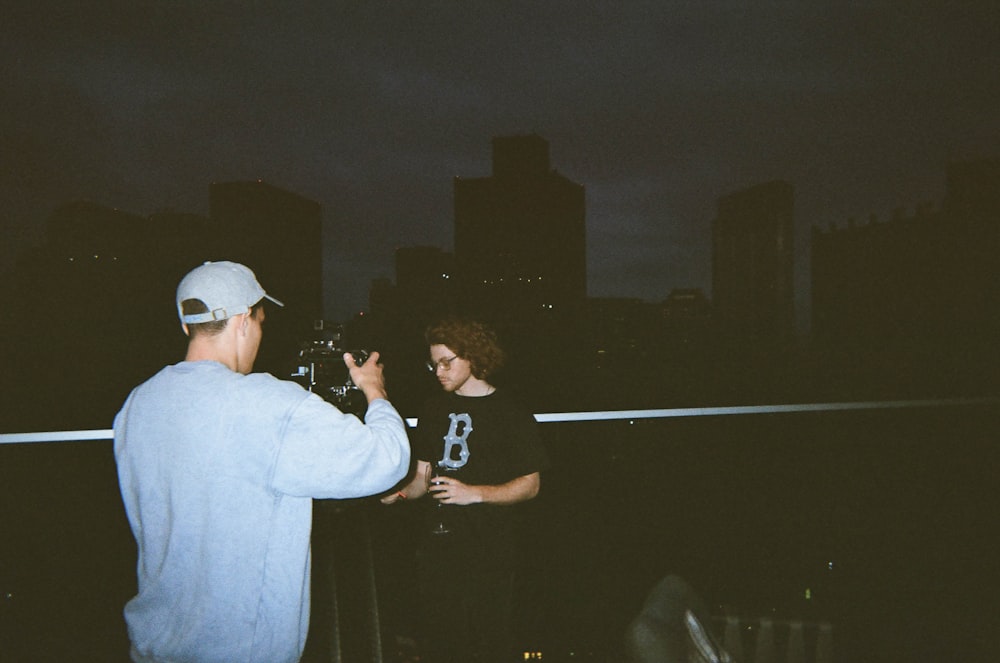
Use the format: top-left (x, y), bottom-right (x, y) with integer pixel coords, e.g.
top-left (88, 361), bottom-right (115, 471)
top-left (176, 261), bottom-right (284, 324)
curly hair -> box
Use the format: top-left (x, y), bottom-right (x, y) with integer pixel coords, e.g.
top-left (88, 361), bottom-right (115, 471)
top-left (425, 315), bottom-right (505, 380)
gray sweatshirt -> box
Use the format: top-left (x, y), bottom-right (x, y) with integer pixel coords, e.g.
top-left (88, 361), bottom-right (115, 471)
top-left (114, 360), bottom-right (409, 663)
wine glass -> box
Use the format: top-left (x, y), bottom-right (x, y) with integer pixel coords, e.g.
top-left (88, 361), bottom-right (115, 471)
top-left (429, 461), bottom-right (451, 535)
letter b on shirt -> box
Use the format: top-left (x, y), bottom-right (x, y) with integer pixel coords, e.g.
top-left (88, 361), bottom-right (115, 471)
top-left (439, 412), bottom-right (471, 469)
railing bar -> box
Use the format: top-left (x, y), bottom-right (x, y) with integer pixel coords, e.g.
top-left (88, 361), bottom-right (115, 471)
top-left (533, 395), bottom-right (998, 423)
top-left (0, 428), bottom-right (115, 444)
top-left (2, 396), bottom-right (996, 445)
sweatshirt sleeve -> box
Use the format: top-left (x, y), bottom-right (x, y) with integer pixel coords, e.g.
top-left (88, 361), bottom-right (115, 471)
top-left (271, 392), bottom-right (410, 499)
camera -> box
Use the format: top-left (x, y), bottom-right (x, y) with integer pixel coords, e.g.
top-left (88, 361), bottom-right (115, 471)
top-left (289, 322), bottom-right (370, 416)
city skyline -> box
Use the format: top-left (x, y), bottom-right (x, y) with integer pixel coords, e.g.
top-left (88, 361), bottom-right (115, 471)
top-left (6, 152), bottom-right (989, 330)
top-left (3, 3), bottom-right (997, 323)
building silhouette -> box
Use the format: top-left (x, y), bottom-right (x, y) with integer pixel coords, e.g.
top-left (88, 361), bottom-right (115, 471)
top-left (660, 287), bottom-right (713, 353)
top-left (379, 245), bottom-right (455, 318)
top-left (585, 297), bottom-right (659, 368)
top-left (360, 246), bottom-right (458, 413)
top-left (209, 181), bottom-right (322, 318)
top-left (450, 135), bottom-right (589, 405)
top-left (711, 180), bottom-right (795, 349)
top-left (1, 181), bottom-right (324, 430)
top-left (209, 180), bottom-right (323, 363)
top-left (2, 202), bottom-right (207, 428)
top-left (454, 134), bottom-right (586, 319)
top-left (811, 158), bottom-right (1000, 397)
top-left (356, 135), bottom-right (588, 410)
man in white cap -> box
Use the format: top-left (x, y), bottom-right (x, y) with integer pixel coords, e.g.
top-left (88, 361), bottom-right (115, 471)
top-left (114, 260), bottom-right (410, 663)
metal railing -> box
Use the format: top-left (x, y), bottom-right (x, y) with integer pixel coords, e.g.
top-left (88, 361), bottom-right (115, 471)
top-left (4, 396), bottom-right (993, 445)
top-left (2, 396), bottom-right (996, 662)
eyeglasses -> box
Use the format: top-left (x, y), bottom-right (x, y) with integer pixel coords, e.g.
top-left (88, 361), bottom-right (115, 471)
top-left (425, 355), bottom-right (459, 373)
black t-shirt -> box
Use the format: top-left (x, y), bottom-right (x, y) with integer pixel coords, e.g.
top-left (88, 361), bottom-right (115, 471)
top-left (413, 389), bottom-right (549, 562)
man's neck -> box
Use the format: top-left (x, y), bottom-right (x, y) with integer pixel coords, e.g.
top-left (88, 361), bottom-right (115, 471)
top-left (456, 378), bottom-right (495, 397)
top-left (186, 337), bottom-right (238, 372)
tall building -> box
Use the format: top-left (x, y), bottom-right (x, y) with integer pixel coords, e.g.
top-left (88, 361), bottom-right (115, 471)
top-left (711, 180), bottom-right (795, 345)
top-left (395, 245), bottom-right (455, 300)
top-left (367, 246), bottom-right (455, 333)
top-left (454, 134), bottom-right (586, 319)
top-left (3, 202), bottom-right (210, 429)
top-left (660, 288), bottom-right (712, 342)
top-left (209, 181), bottom-right (323, 371)
top-left (364, 246), bottom-right (457, 413)
top-left (1, 181), bottom-right (324, 428)
top-left (811, 159), bottom-right (1000, 396)
top-left (209, 180), bottom-right (322, 322)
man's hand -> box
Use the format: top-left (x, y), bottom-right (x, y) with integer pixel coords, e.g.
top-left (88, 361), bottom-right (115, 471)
top-left (429, 475), bottom-right (482, 505)
top-left (380, 491), bottom-right (403, 505)
top-left (380, 462), bottom-right (432, 505)
top-left (430, 472), bottom-right (541, 506)
top-left (344, 351), bottom-right (389, 402)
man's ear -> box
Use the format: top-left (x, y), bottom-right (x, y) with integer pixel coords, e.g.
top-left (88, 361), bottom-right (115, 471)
top-left (181, 322), bottom-right (191, 337)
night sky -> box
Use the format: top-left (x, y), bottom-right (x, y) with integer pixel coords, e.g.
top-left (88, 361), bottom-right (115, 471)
top-left (3, 2), bottom-right (997, 322)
